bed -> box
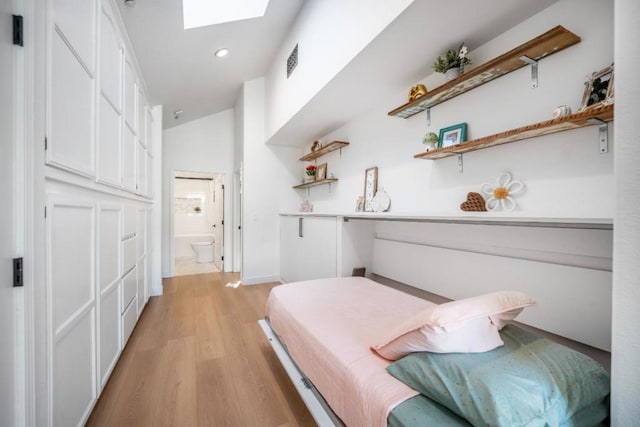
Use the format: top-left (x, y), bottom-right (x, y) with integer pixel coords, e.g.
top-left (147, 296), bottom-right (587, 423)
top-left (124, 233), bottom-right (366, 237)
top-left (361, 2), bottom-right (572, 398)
top-left (261, 276), bottom-right (610, 427)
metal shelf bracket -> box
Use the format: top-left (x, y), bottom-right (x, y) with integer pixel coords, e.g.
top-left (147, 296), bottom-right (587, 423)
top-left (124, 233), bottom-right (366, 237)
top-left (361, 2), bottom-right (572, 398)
top-left (457, 153), bottom-right (464, 173)
top-left (426, 107), bottom-right (431, 127)
top-left (519, 55), bottom-right (538, 88)
top-left (587, 118), bottom-right (609, 153)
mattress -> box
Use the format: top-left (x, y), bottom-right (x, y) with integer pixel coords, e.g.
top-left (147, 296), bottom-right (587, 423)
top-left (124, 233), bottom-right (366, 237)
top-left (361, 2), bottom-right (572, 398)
top-left (266, 276), bottom-right (435, 427)
top-left (266, 277), bottom-right (610, 427)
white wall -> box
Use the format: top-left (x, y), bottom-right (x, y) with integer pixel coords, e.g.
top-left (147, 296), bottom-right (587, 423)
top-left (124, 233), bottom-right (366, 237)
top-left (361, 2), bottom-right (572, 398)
top-left (150, 105), bottom-right (163, 295)
top-left (162, 109), bottom-right (234, 275)
top-left (612, 0), bottom-right (640, 422)
top-left (240, 78), bottom-right (301, 284)
top-left (264, 0), bottom-right (413, 141)
top-left (281, 0), bottom-right (613, 219)
top-left (233, 86), bottom-right (244, 273)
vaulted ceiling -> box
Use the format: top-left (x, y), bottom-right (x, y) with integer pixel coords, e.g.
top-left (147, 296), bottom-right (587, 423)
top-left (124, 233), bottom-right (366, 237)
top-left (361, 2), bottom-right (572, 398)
top-left (117, 0), bottom-right (559, 131)
top-left (116, 0), bottom-right (304, 128)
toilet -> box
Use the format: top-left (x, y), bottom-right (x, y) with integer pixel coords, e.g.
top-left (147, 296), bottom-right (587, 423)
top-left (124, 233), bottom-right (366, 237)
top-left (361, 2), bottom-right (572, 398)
top-left (191, 240), bottom-right (214, 263)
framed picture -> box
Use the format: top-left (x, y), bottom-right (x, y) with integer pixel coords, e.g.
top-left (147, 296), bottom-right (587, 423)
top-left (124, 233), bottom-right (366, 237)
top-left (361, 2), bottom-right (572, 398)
top-left (580, 64), bottom-right (614, 111)
top-left (316, 163), bottom-right (327, 180)
top-left (438, 123), bottom-right (467, 148)
top-left (363, 167), bottom-right (378, 212)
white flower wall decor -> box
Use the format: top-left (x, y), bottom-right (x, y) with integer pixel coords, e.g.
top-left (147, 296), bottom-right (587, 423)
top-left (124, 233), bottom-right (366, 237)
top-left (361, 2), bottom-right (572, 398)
top-left (481, 172), bottom-right (525, 212)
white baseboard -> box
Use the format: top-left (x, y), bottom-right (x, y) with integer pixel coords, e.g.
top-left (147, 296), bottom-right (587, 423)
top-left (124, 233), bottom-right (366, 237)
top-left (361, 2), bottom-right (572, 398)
top-left (242, 275), bottom-right (281, 285)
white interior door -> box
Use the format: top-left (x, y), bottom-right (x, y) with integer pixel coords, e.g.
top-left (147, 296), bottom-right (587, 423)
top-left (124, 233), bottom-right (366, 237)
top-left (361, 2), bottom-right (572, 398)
top-left (0, 3), bottom-right (17, 425)
top-left (213, 177), bottom-right (224, 270)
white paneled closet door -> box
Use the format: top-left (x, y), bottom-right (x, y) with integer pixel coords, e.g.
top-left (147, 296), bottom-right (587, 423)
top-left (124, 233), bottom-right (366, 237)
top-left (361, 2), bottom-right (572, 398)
top-left (97, 204), bottom-right (122, 390)
top-left (48, 0), bottom-right (97, 177)
top-left (97, 2), bottom-right (123, 187)
top-left (47, 198), bottom-right (97, 426)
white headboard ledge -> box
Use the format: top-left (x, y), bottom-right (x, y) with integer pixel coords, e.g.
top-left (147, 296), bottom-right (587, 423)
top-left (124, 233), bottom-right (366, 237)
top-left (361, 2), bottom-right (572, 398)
top-left (371, 236), bottom-right (612, 352)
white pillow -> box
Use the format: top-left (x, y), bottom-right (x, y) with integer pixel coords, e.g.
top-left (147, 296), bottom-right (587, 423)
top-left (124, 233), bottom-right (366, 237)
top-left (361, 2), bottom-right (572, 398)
top-left (372, 291), bottom-right (536, 361)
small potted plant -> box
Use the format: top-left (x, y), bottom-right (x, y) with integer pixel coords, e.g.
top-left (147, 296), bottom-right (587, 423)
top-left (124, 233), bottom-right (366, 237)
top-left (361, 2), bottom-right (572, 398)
top-left (432, 43), bottom-right (472, 82)
top-left (305, 164), bottom-right (317, 182)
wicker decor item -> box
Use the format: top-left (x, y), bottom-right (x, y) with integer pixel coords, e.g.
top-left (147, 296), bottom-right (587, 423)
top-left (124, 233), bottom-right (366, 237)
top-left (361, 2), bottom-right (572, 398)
top-left (460, 192), bottom-right (487, 212)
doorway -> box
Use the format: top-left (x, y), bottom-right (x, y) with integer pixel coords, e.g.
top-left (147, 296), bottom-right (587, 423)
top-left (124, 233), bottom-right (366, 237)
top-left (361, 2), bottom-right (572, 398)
top-left (173, 171), bottom-right (224, 276)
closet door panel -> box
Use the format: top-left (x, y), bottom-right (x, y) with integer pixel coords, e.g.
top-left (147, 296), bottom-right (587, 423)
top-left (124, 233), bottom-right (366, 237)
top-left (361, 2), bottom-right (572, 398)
top-left (137, 259), bottom-right (146, 315)
top-left (49, 200), bottom-right (95, 330)
top-left (123, 60), bottom-right (136, 131)
top-left (47, 198), bottom-right (96, 427)
top-left (122, 296), bottom-right (137, 346)
top-left (146, 152), bottom-right (153, 198)
top-left (49, 32), bottom-right (95, 176)
top-left (123, 237), bottom-right (136, 274)
top-left (99, 6), bottom-right (122, 109)
top-left (52, 0), bottom-right (96, 73)
top-left (137, 208), bottom-right (146, 259)
top-left (122, 267), bottom-right (136, 313)
top-left (146, 109), bottom-right (153, 155)
top-left (99, 206), bottom-right (121, 291)
top-left (53, 311), bottom-right (96, 427)
top-left (122, 125), bottom-right (136, 192)
top-left (99, 282), bottom-right (120, 387)
top-left (137, 93), bottom-right (146, 146)
top-left (122, 205), bottom-right (136, 239)
top-left (97, 98), bottom-right (121, 186)
top-left (136, 142), bottom-right (146, 196)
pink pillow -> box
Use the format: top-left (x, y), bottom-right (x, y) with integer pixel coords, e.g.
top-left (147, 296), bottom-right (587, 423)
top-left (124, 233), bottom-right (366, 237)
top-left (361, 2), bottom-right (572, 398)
top-left (372, 291), bottom-right (536, 361)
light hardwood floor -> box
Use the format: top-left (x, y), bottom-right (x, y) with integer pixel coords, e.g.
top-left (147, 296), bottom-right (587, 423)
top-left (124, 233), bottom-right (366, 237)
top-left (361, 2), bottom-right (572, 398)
top-left (87, 272), bottom-right (315, 426)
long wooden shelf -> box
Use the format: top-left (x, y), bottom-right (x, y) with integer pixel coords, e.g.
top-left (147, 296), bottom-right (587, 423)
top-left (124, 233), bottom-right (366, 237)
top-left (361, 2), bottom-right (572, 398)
top-left (389, 26), bottom-right (581, 119)
top-left (293, 178), bottom-right (339, 189)
top-left (414, 104), bottom-right (614, 160)
top-left (299, 141), bottom-right (349, 161)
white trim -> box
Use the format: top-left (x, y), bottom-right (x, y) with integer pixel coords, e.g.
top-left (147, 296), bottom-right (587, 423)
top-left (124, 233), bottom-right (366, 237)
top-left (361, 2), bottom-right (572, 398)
top-left (20, 0), bottom-right (40, 423)
top-left (242, 275), bottom-right (281, 285)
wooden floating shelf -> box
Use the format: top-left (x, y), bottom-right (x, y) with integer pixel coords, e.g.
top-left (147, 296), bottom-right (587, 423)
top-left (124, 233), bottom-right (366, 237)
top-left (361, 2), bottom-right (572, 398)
top-left (293, 178), bottom-right (339, 189)
top-left (389, 26), bottom-right (581, 119)
top-left (299, 141), bottom-right (349, 162)
top-left (414, 104), bottom-right (614, 160)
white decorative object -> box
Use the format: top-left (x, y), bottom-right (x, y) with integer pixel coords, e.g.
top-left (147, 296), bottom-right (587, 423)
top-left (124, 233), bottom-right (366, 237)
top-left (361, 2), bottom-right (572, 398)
top-left (300, 200), bottom-right (313, 212)
top-left (371, 187), bottom-right (391, 212)
top-left (445, 67), bottom-right (461, 82)
top-left (552, 105), bottom-right (572, 119)
top-left (481, 172), bottom-right (525, 211)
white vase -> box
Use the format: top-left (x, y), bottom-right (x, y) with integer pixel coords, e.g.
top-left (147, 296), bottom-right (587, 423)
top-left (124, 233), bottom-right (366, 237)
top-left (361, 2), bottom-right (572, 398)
top-left (445, 67), bottom-right (461, 82)
top-left (305, 175), bottom-right (315, 183)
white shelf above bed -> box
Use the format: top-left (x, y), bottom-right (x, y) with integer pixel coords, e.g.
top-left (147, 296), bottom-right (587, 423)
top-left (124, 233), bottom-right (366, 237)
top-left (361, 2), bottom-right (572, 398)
top-left (279, 212), bottom-right (613, 230)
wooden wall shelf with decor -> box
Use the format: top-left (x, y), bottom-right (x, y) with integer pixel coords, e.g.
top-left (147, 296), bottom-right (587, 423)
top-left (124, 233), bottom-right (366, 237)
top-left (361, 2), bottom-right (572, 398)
top-left (414, 103), bottom-right (614, 160)
top-left (299, 141), bottom-right (349, 162)
top-left (293, 178), bottom-right (339, 189)
top-left (388, 26), bottom-right (581, 119)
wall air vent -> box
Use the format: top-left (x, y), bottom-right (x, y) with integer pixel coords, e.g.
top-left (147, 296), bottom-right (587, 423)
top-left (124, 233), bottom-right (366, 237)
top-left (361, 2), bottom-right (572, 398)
top-left (287, 44), bottom-right (298, 78)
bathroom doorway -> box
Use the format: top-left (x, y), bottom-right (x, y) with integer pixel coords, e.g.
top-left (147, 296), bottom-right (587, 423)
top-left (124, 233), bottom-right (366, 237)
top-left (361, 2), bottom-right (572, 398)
top-left (173, 171), bottom-right (224, 276)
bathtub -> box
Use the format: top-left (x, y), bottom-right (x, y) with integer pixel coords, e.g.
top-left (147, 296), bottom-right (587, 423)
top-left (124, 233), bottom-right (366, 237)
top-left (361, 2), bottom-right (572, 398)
top-left (175, 233), bottom-right (214, 260)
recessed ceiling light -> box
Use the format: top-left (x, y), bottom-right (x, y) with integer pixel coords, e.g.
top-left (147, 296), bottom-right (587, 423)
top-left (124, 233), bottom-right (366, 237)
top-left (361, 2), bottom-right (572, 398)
top-left (214, 48), bottom-right (229, 58)
top-left (183, 0), bottom-right (270, 30)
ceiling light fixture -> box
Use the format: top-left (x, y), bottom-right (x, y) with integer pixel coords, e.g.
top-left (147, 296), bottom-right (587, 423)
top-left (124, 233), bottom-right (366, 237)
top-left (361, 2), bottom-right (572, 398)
top-left (214, 48), bottom-right (229, 58)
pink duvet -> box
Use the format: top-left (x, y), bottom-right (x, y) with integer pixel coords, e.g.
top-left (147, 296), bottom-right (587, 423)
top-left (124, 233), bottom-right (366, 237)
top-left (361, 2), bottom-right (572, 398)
top-left (266, 277), bottom-right (435, 427)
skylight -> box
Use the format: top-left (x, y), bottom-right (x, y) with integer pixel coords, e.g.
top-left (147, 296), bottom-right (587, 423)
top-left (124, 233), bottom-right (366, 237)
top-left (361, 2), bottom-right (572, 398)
top-left (183, 0), bottom-right (270, 29)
